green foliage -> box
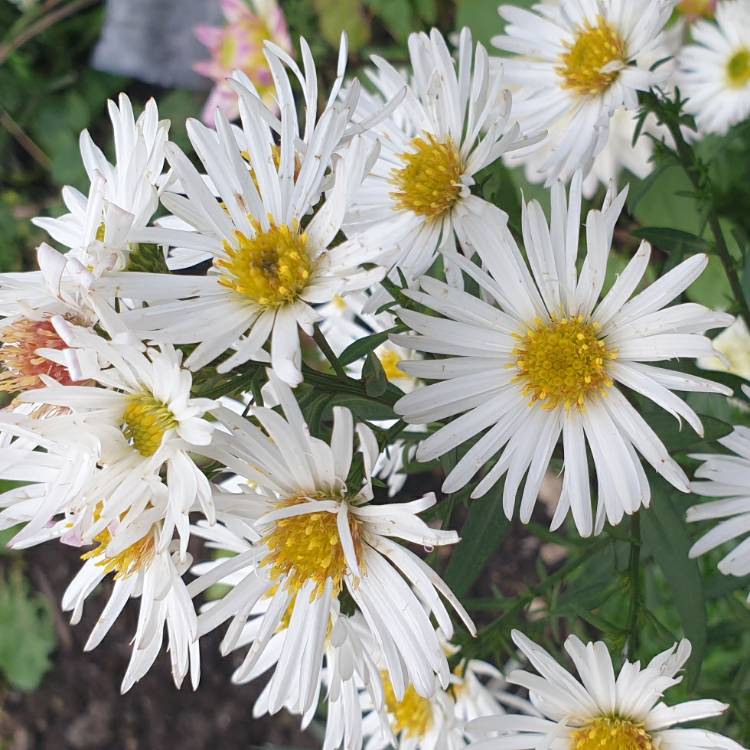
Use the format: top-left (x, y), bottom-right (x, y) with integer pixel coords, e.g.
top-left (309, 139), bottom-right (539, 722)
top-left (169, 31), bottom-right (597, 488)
top-left (0, 566), bottom-right (56, 691)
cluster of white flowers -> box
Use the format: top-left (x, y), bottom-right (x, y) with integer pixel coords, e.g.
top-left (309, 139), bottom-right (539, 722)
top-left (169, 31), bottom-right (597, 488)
top-left (2, 1), bottom-right (750, 749)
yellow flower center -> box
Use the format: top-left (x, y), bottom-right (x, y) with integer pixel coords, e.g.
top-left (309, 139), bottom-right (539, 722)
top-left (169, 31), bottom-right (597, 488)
top-left (81, 510), bottom-right (157, 580)
top-left (215, 220), bottom-right (312, 307)
top-left (559, 17), bottom-right (627, 95)
top-left (572, 717), bottom-right (654, 750)
top-left (513, 315), bottom-right (617, 410)
top-left (391, 134), bottom-right (463, 221)
top-left (383, 674), bottom-right (434, 740)
top-left (379, 349), bottom-right (409, 383)
top-left (0, 317), bottom-right (76, 394)
top-left (727, 49), bottom-right (750, 88)
top-left (261, 497), bottom-right (363, 599)
top-left (122, 393), bottom-right (178, 457)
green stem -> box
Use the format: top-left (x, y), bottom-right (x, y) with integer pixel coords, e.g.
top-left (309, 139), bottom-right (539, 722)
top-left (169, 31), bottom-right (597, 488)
top-left (312, 325), bottom-right (348, 380)
top-left (661, 114), bottom-right (750, 326)
top-left (625, 512), bottom-right (642, 656)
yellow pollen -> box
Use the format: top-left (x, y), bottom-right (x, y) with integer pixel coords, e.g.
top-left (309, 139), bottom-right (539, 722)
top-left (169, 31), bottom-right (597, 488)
top-left (571, 717), bottom-right (654, 750)
top-left (727, 48), bottom-right (750, 88)
top-left (0, 317), bottom-right (76, 393)
top-left (96, 223), bottom-right (106, 242)
top-left (391, 133), bottom-right (463, 221)
top-left (261, 497), bottom-right (363, 599)
top-left (379, 349), bottom-right (409, 383)
top-left (332, 295), bottom-right (348, 312)
top-left (81, 506), bottom-right (157, 580)
top-left (382, 674), bottom-right (434, 740)
top-left (513, 315), bottom-right (617, 411)
top-left (122, 393), bottom-right (178, 457)
top-left (215, 219), bottom-right (312, 307)
top-left (559, 17), bottom-right (627, 95)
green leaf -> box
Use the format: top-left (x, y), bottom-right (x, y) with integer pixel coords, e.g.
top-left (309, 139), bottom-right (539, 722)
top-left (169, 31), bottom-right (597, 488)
top-left (631, 227), bottom-right (711, 256)
top-left (339, 329), bottom-right (395, 367)
top-left (363, 0), bottom-right (412, 43)
top-left (322, 395), bottom-right (395, 421)
top-left (641, 493), bottom-right (707, 687)
top-left (639, 405), bottom-right (732, 453)
top-left (444, 488), bottom-right (509, 598)
top-left (0, 567), bottom-right (56, 691)
top-left (313, 0), bottom-right (371, 52)
top-left (363, 352), bottom-right (388, 398)
top-left (456, 0), bottom-right (535, 49)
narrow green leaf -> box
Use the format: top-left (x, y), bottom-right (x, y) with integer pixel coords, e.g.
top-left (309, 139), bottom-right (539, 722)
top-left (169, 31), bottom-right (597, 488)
top-left (339, 329), bottom-right (395, 367)
top-left (641, 493), bottom-right (707, 687)
top-left (363, 352), bottom-right (388, 398)
top-left (631, 227), bottom-right (711, 255)
top-left (444, 489), bottom-right (509, 598)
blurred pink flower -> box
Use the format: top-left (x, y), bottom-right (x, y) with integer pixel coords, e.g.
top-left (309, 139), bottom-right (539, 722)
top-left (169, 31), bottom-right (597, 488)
top-left (194, 0), bottom-right (292, 123)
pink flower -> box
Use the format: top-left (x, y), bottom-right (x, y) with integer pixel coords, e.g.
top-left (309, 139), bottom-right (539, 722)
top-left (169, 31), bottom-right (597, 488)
top-left (194, 0), bottom-right (292, 123)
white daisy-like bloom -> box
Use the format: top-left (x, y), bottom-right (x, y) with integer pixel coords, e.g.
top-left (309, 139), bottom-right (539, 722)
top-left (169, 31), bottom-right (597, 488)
top-left (467, 630), bottom-right (743, 750)
top-left (493, 0), bottom-right (675, 184)
top-left (188, 370), bottom-right (474, 714)
top-left (453, 657), bottom-right (536, 725)
top-left (61, 481), bottom-right (199, 692)
top-left (677, 0), bottom-right (750, 135)
top-left (394, 175), bottom-right (733, 537)
top-left (99, 39), bottom-right (384, 387)
top-left (698, 316), bottom-right (750, 380)
top-left (0, 242), bottom-right (102, 402)
top-left (363, 674), bottom-right (464, 750)
top-left (688, 404), bottom-right (750, 598)
top-left (8, 305), bottom-right (215, 555)
top-left (32, 94), bottom-right (169, 274)
top-left (0, 426), bottom-right (98, 546)
top-left (342, 28), bottom-right (531, 283)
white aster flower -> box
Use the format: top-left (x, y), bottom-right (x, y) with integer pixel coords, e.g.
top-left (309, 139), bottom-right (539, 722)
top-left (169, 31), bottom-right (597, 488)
top-left (677, 0), bottom-right (750, 135)
top-left (493, 0), bottom-right (675, 183)
top-left (467, 630), bottom-right (743, 750)
top-left (9, 307), bottom-right (215, 554)
top-left (189, 370), bottom-right (474, 714)
top-left (698, 316), bottom-right (750, 380)
top-left (394, 175), bottom-right (732, 537)
top-left (101, 39), bottom-right (382, 386)
top-left (32, 94), bottom-right (169, 274)
top-left (343, 28), bottom-right (531, 283)
top-left (62, 481), bottom-right (199, 692)
top-left (688, 407), bottom-right (750, 598)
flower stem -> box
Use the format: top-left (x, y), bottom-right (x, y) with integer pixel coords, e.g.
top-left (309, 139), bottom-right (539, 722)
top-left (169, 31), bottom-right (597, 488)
top-left (625, 512), bottom-right (642, 656)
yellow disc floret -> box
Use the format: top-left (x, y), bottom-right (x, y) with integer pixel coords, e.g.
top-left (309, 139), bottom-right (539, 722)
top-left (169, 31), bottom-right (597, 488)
top-left (261, 497), bottom-right (363, 599)
top-left (513, 315), bottom-right (617, 410)
top-left (122, 393), bottom-right (178, 457)
top-left (81, 510), bottom-right (157, 580)
top-left (383, 674), bottom-right (434, 740)
top-left (572, 717), bottom-right (654, 750)
top-left (391, 134), bottom-right (463, 221)
top-left (216, 219), bottom-right (312, 307)
top-left (379, 349), bottom-right (410, 383)
top-left (559, 17), bottom-right (627, 95)
top-left (727, 48), bottom-right (750, 88)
